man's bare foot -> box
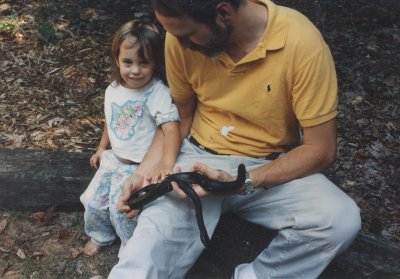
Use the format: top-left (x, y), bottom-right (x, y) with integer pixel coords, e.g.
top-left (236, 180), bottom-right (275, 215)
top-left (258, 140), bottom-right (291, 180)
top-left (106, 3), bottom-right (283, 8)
top-left (82, 239), bottom-right (101, 257)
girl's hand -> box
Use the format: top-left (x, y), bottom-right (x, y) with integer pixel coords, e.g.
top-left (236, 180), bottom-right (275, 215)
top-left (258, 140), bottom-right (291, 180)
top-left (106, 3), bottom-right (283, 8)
top-left (90, 147), bottom-right (106, 169)
top-left (149, 163), bottom-right (174, 184)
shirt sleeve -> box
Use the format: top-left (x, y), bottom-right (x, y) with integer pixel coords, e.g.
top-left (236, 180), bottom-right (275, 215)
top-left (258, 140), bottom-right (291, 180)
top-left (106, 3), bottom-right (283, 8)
top-left (147, 81), bottom-right (180, 126)
top-left (291, 44), bottom-right (338, 127)
top-left (165, 33), bottom-right (196, 103)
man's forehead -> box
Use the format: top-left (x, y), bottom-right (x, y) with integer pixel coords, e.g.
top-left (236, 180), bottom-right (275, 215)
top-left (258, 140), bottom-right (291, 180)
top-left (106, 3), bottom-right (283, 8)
top-left (155, 11), bottom-right (196, 35)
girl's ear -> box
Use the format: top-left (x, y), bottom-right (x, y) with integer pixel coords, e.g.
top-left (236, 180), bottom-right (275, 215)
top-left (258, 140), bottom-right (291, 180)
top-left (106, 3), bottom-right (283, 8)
top-left (115, 59), bottom-right (119, 67)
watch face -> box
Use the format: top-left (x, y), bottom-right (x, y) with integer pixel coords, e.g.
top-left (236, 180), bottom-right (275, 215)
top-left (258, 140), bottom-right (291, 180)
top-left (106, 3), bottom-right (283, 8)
top-left (241, 172), bottom-right (255, 195)
top-left (245, 172), bottom-right (253, 185)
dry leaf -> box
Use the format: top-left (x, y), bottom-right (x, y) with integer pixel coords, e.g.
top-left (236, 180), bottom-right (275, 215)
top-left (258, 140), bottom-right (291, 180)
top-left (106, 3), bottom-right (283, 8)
top-left (31, 206), bottom-right (57, 227)
top-left (16, 248), bottom-right (26, 259)
top-left (0, 258), bottom-right (8, 276)
top-left (32, 250), bottom-right (45, 257)
top-left (69, 248), bottom-right (82, 259)
top-left (3, 270), bottom-right (18, 279)
top-left (58, 229), bottom-right (71, 240)
top-left (47, 117), bottom-right (64, 127)
top-left (0, 219), bottom-right (7, 234)
top-left (30, 212), bottom-right (47, 227)
top-left (0, 246), bottom-right (10, 253)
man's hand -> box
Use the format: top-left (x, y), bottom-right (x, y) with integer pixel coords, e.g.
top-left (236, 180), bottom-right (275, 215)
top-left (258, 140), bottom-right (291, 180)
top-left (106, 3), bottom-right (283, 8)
top-left (117, 173), bottom-right (147, 218)
top-left (171, 163), bottom-right (235, 199)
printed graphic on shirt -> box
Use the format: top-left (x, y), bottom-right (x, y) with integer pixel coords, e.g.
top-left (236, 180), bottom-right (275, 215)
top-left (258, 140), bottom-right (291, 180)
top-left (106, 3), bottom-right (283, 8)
top-left (110, 100), bottom-right (144, 140)
top-left (220, 126), bottom-right (234, 136)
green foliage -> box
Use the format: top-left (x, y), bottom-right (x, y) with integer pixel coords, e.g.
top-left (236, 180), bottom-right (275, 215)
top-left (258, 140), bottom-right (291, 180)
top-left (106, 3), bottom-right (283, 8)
top-left (0, 15), bottom-right (19, 35)
top-left (33, 0), bottom-right (60, 44)
top-left (37, 21), bottom-right (59, 44)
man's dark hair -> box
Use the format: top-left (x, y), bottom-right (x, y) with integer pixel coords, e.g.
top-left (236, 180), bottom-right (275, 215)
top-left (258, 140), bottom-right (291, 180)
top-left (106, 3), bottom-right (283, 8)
top-left (150, 0), bottom-right (242, 24)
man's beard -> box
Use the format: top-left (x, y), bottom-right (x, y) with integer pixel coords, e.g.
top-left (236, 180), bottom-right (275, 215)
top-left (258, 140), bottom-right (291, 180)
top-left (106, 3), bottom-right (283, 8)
top-left (189, 24), bottom-right (233, 58)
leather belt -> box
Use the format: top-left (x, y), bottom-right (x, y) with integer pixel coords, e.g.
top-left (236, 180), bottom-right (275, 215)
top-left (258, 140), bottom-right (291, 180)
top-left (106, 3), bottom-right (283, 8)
top-left (189, 135), bottom-right (219, 155)
top-left (188, 135), bottom-right (281, 160)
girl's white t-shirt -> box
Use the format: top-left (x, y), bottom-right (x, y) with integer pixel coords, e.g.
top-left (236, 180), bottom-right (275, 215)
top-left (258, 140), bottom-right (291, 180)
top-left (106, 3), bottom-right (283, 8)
top-left (104, 79), bottom-right (179, 162)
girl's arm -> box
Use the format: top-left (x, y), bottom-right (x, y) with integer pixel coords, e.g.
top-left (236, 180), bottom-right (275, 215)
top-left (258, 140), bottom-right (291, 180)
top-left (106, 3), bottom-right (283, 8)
top-left (174, 95), bottom-right (197, 140)
top-left (117, 128), bottom-right (165, 218)
top-left (151, 120), bottom-right (181, 183)
top-left (90, 122), bottom-right (110, 169)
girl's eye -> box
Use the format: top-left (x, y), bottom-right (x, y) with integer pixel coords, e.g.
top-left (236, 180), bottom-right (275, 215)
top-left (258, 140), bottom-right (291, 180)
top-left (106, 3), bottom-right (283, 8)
top-left (140, 60), bottom-right (149, 65)
top-left (121, 59), bottom-right (132, 65)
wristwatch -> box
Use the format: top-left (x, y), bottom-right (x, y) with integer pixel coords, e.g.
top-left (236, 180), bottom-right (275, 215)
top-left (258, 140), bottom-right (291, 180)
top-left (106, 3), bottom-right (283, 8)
top-left (240, 171), bottom-right (255, 195)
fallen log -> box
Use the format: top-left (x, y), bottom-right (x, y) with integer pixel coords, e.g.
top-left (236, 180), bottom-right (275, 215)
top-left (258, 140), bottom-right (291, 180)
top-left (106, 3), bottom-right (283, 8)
top-left (1, 148), bottom-right (399, 277)
top-left (0, 148), bottom-right (93, 211)
top-left (188, 213), bottom-right (400, 278)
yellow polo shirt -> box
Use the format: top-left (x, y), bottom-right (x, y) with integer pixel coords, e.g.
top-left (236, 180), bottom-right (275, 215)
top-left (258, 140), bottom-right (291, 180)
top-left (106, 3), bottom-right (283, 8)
top-left (165, 0), bottom-right (337, 157)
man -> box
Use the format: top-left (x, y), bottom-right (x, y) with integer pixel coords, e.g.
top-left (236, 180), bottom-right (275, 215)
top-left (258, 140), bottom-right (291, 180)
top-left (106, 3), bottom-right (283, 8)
top-left (109, 0), bottom-right (361, 278)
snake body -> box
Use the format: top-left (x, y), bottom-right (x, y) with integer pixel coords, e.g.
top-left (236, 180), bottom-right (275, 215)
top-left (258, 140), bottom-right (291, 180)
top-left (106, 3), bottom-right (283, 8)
top-left (128, 164), bottom-right (246, 247)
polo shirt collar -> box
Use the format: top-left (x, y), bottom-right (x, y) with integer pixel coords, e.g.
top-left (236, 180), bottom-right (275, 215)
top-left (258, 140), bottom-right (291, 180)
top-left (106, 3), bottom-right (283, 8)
top-left (219, 0), bottom-right (287, 66)
top-left (260, 0), bottom-right (287, 51)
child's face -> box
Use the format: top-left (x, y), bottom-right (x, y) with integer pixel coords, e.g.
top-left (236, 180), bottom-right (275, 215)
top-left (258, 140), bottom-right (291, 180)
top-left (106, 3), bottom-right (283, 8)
top-left (117, 35), bottom-right (155, 89)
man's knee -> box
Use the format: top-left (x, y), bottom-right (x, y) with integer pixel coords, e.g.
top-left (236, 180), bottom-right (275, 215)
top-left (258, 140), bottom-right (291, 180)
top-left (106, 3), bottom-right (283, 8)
top-left (295, 187), bottom-right (361, 252)
top-left (332, 197), bottom-right (361, 250)
top-left (318, 195), bottom-right (361, 252)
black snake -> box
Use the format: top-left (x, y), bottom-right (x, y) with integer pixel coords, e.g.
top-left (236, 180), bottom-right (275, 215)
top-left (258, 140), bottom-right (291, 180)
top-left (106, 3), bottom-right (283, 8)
top-left (128, 164), bottom-right (246, 247)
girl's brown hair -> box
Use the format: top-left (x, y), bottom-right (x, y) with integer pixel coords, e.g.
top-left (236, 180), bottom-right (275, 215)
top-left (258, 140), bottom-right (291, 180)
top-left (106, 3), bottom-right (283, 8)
top-left (110, 20), bottom-right (165, 85)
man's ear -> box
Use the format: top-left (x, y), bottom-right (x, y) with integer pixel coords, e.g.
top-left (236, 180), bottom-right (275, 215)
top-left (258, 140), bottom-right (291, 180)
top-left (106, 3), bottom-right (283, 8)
top-left (215, 2), bottom-right (233, 22)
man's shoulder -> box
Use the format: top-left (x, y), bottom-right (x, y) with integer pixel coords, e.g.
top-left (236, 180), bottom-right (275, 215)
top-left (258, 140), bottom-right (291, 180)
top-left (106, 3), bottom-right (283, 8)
top-left (279, 6), bottom-right (325, 46)
top-left (165, 32), bottom-right (180, 50)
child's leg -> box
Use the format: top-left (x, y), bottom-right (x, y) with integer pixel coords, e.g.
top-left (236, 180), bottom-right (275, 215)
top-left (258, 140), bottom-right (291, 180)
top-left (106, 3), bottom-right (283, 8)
top-left (109, 164), bottom-right (138, 247)
top-left (80, 150), bottom-right (119, 252)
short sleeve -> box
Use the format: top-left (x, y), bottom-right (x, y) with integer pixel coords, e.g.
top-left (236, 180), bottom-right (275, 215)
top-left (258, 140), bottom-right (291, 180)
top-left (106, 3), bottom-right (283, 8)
top-left (291, 45), bottom-right (338, 127)
top-left (147, 81), bottom-right (180, 126)
top-left (165, 33), bottom-right (195, 102)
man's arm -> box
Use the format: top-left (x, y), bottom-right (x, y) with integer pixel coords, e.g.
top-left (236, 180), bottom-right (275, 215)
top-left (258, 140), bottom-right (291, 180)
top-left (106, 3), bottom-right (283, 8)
top-left (184, 118), bottom-right (337, 197)
top-left (248, 118), bottom-right (337, 189)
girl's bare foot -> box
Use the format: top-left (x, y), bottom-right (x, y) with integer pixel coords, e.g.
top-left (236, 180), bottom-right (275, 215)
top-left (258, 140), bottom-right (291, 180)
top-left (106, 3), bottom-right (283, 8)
top-left (82, 239), bottom-right (101, 257)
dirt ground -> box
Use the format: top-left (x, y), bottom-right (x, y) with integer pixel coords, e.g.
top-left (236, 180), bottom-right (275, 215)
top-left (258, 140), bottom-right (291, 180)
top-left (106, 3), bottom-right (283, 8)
top-left (0, 0), bottom-right (399, 278)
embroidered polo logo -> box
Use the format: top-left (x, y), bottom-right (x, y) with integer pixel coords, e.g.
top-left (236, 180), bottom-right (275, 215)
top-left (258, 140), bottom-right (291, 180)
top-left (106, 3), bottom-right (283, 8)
top-left (266, 83), bottom-right (272, 94)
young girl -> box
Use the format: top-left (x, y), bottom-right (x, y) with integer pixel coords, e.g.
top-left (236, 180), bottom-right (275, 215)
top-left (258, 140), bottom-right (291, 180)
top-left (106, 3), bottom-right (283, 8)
top-left (80, 20), bottom-right (180, 256)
